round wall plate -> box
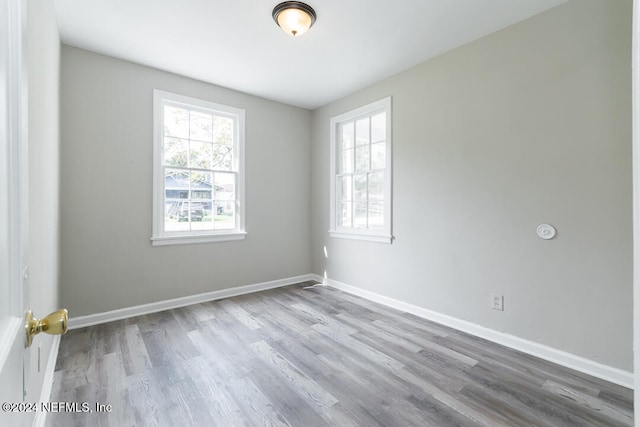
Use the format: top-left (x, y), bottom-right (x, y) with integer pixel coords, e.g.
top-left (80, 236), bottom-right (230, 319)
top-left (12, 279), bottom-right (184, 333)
top-left (536, 224), bottom-right (556, 240)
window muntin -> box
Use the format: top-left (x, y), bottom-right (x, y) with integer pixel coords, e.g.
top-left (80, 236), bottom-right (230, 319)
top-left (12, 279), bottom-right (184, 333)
top-left (152, 90), bottom-right (245, 246)
top-left (330, 97), bottom-right (392, 243)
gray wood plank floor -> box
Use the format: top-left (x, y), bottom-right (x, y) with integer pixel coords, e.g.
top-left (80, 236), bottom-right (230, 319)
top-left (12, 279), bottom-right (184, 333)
top-left (47, 282), bottom-right (633, 427)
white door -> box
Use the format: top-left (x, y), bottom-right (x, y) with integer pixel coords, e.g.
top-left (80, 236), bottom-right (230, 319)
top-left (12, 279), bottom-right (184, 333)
top-left (633, 1), bottom-right (640, 426)
top-left (0, 0), bottom-right (32, 425)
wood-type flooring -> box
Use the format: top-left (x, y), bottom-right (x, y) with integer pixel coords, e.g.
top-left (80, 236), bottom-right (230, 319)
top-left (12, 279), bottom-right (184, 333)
top-left (47, 282), bottom-right (633, 426)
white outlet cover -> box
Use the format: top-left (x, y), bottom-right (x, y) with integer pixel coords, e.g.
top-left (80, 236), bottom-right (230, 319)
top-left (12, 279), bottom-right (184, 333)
top-left (491, 294), bottom-right (504, 311)
top-left (536, 224), bottom-right (556, 240)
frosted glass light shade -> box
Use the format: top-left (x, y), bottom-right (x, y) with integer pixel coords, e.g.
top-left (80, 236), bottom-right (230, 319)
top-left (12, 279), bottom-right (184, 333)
top-left (272, 2), bottom-right (317, 37)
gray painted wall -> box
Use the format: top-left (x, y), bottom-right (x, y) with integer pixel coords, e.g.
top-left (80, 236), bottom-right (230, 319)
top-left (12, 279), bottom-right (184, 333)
top-left (59, 0), bottom-right (632, 372)
top-left (310, 0), bottom-right (633, 370)
top-left (26, 0), bottom-right (60, 402)
top-left (60, 46), bottom-right (311, 316)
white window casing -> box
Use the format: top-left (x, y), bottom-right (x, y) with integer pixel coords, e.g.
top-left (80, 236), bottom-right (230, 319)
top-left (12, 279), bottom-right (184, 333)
top-left (329, 97), bottom-right (393, 244)
top-left (151, 90), bottom-right (246, 246)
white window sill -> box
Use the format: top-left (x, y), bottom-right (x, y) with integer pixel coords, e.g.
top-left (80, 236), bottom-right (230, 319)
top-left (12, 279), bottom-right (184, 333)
top-left (329, 230), bottom-right (393, 244)
top-left (151, 232), bottom-right (247, 247)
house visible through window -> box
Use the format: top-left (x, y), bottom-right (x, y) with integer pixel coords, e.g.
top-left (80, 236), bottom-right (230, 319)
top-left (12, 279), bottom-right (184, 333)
top-left (152, 90), bottom-right (245, 246)
top-left (329, 97), bottom-right (392, 243)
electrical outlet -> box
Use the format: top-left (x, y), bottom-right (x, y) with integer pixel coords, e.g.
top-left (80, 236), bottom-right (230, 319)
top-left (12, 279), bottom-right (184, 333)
top-left (491, 294), bottom-right (504, 311)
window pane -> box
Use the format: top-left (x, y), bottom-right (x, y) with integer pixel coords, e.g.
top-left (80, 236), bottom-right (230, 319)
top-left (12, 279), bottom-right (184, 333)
top-left (368, 200), bottom-right (384, 230)
top-left (165, 168), bottom-right (189, 198)
top-left (354, 202), bottom-right (367, 229)
top-left (341, 148), bottom-right (353, 174)
top-left (371, 142), bottom-right (386, 170)
top-left (164, 200), bottom-right (179, 231)
top-left (164, 106), bottom-right (189, 138)
top-left (213, 144), bottom-right (233, 170)
top-left (355, 145), bottom-right (370, 172)
top-left (338, 202), bottom-right (352, 227)
top-left (368, 172), bottom-right (384, 200)
top-left (371, 112), bottom-right (386, 143)
top-left (164, 137), bottom-right (188, 167)
top-left (165, 200), bottom-right (183, 232)
top-left (213, 116), bottom-right (234, 146)
top-left (337, 176), bottom-right (352, 201)
top-left (341, 122), bottom-right (354, 150)
top-left (354, 174), bottom-right (367, 201)
top-left (191, 200), bottom-right (214, 231)
top-left (214, 172), bottom-right (235, 201)
top-left (215, 202), bottom-right (235, 230)
top-left (190, 141), bottom-right (213, 169)
top-left (191, 171), bottom-right (212, 201)
top-left (190, 110), bottom-right (213, 142)
top-left (355, 118), bottom-right (370, 146)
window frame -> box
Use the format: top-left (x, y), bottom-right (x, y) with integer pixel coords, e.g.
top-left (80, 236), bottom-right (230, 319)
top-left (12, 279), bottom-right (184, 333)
top-left (329, 96), bottom-right (393, 244)
top-left (151, 89), bottom-right (246, 246)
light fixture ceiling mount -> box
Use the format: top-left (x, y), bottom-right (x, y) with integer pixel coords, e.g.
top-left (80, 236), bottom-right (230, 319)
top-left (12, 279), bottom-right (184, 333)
top-left (272, 1), bottom-right (317, 37)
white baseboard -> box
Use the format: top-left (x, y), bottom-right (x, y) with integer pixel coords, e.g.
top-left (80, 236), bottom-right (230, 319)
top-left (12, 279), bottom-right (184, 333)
top-left (313, 274), bottom-right (634, 389)
top-left (68, 274), bottom-right (316, 330)
top-left (32, 334), bottom-right (61, 427)
top-left (66, 272), bottom-right (633, 389)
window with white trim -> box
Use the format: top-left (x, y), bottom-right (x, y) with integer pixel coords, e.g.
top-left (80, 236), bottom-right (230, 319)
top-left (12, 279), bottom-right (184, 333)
top-left (152, 90), bottom-right (245, 246)
top-left (329, 97), bottom-right (392, 243)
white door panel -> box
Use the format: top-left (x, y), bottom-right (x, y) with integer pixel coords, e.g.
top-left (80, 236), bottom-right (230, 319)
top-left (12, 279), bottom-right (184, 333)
top-left (0, 0), bottom-right (31, 425)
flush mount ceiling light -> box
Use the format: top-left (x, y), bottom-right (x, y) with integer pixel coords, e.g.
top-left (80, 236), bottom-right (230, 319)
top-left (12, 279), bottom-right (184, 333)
top-left (272, 1), bottom-right (317, 37)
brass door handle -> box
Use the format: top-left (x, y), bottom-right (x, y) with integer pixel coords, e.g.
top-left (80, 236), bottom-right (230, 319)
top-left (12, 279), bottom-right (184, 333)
top-left (25, 309), bottom-right (68, 347)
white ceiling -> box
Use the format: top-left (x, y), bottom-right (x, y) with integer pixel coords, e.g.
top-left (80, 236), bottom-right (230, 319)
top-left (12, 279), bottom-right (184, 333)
top-left (53, 0), bottom-right (566, 110)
